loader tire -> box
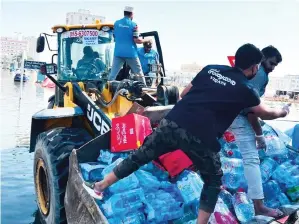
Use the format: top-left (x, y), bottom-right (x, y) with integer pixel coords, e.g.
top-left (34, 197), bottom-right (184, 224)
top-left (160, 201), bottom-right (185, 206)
top-left (33, 127), bottom-right (92, 224)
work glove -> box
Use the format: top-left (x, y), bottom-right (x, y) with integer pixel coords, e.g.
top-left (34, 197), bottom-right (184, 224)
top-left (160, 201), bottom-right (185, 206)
top-left (256, 134), bottom-right (267, 150)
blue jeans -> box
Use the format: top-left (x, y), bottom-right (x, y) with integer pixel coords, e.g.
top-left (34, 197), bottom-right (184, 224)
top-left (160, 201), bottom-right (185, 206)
top-left (109, 56), bottom-right (144, 83)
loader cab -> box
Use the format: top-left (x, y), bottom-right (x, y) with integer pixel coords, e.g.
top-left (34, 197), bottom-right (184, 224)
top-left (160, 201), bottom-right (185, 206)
top-left (37, 25), bottom-right (166, 83)
top-left (36, 24), bottom-right (168, 107)
top-left (56, 25), bottom-right (115, 82)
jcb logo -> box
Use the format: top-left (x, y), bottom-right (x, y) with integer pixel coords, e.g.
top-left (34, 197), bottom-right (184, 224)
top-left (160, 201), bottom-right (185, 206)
top-left (87, 104), bottom-right (110, 135)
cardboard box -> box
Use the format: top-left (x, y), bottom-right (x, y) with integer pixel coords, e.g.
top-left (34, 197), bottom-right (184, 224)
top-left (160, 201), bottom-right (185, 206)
top-left (111, 113), bottom-right (153, 152)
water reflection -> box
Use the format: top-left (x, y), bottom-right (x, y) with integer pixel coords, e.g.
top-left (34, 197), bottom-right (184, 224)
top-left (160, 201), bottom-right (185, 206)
top-left (0, 70), bottom-right (54, 149)
top-left (1, 147), bottom-right (41, 224)
top-left (0, 71), bottom-right (53, 224)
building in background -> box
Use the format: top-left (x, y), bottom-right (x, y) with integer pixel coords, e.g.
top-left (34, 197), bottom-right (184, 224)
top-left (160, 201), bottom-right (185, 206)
top-left (162, 62), bottom-right (204, 87)
top-left (1, 37), bottom-right (28, 57)
top-left (66, 9), bottom-right (105, 25)
top-left (1, 35), bottom-right (38, 69)
top-left (23, 36), bottom-right (38, 60)
top-left (1, 36), bottom-right (27, 69)
top-left (181, 62), bottom-right (202, 73)
top-left (266, 75), bottom-right (299, 99)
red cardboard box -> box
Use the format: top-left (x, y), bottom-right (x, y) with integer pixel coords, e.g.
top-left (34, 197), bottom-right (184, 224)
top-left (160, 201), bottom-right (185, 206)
top-left (157, 149), bottom-right (193, 177)
top-left (111, 113), bottom-right (153, 152)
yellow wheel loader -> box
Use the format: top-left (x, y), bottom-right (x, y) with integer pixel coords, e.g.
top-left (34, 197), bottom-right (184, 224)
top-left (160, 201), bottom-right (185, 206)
top-left (30, 23), bottom-right (180, 224)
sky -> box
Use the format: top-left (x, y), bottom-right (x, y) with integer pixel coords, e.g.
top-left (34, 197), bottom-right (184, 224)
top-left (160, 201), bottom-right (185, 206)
top-left (1, 0), bottom-right (299, 76)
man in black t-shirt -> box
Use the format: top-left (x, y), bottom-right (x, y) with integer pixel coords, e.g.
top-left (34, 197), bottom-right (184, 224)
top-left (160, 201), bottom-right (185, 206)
top-left (91, 44), bottom-right (289, 224)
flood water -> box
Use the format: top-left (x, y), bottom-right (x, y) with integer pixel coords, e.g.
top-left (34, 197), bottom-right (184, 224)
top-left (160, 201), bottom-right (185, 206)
top-left (0, 69), bottom-right (298, 224)
top-left (1, 70), bottom-right (54, 224)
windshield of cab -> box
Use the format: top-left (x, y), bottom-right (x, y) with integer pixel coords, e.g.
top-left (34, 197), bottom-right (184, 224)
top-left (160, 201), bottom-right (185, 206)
top-left (58, 28), bottom-right (115, 81)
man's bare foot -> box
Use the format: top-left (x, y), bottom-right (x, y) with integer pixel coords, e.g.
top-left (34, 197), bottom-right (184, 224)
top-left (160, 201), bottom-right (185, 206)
top-left (253, 199), bottom-right (284, 218)
top-left (255, 206), bottom-right (284, 218)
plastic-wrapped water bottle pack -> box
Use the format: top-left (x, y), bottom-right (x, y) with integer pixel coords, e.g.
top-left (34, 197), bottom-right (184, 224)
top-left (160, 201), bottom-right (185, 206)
top-left (80, 154), bottom-right (201, 224)
top-left (259, 124), bottom-right (299, 203)
top-left (218, 122), bottom-right (299, 223)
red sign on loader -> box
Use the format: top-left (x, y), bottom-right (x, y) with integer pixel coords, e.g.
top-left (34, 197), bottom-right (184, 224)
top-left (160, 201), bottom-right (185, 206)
top-left (227, 56), bottom-right (235, 67)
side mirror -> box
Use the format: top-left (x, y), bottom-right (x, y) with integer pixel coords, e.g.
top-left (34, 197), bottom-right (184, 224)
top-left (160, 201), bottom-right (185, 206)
top-left (36, 36), bottom-right (45, 53)
top-left (40, 63), bottom-right (57, 75)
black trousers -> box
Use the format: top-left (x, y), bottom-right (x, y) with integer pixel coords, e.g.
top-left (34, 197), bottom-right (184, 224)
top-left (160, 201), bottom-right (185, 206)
top-left (113, 118), bottom-right (223, 213)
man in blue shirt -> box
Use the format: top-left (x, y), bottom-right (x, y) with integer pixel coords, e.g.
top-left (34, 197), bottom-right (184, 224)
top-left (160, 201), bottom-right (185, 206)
top-left (108, 6), bottom-right (151, 82)
top-left (137, 41), bottom-right (160, 85)
top-left (228, 46), bottom-right (289, 218)
top-left (137, 41), bottom-right (159, 74)
top-left (91, 43), bottom-right (289, 224)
